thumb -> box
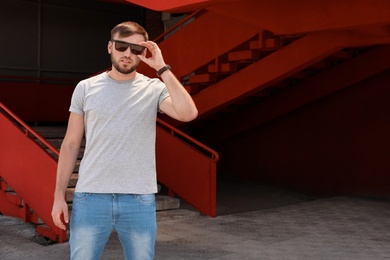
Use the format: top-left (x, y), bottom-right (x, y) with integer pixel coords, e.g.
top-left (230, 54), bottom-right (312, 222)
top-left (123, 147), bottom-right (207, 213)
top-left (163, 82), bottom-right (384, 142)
top-left (138, 54), bottom-right (148, 64)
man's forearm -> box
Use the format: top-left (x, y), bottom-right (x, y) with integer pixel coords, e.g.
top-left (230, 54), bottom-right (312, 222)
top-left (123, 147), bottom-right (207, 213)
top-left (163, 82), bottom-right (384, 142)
top-left (160, 70), bottom-right (198, 121)
top-left (54, 144), bottom-right (80, 199)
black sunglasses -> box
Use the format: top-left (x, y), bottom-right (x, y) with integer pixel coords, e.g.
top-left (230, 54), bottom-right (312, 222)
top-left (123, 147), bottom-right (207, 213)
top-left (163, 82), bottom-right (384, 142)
top-left (111, 39), bottom-right (146, 55)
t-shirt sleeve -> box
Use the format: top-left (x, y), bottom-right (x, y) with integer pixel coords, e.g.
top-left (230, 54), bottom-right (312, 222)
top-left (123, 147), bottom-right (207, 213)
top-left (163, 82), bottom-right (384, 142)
top-left (69, 83), bottom-right (85, 116)
top-left (158, 86), bottom-right (170, 114)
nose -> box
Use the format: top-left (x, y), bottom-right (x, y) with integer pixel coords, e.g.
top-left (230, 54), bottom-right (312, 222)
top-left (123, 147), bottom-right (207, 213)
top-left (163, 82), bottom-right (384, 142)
top-left (123, 46), bottom-right (132, 56)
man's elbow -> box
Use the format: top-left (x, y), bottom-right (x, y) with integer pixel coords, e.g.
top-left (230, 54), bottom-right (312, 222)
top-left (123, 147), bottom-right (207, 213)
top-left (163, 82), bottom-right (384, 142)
top-left (180, 108), bottom-right (198, 122)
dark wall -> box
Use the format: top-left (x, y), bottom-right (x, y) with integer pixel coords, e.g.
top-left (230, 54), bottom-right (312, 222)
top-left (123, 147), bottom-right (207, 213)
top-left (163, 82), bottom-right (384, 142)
top-left (217, 69), bottom-right (390, 198)
top-left (0, 0), bottom-right (146, 79)
top-left (0, 0), bottom-right (164, 122)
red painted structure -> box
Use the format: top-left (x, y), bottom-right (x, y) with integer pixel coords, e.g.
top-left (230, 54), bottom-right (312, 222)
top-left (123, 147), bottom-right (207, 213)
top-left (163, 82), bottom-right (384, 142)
top-left (0, 102), bottom-right (66, 242)
top-left (2, 0), bottom-right (390, 242)
top-left (1, 101), bottom-right (218, 241)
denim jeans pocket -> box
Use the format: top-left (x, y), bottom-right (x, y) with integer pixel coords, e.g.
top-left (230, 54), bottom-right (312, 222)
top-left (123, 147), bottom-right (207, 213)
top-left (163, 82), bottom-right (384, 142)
top-left (73, 192), bottom-right (92, 201)
top-left (136, 194), bottom-right (155, 204)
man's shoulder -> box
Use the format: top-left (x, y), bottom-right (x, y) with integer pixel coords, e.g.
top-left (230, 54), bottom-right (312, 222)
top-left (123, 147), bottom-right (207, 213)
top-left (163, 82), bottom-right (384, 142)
top-left (84, 71), bottom-right (106, 83)
top-left (75, 72), bottom-right (107, 89)
top-left (135, 72), bottom-right (164, 87)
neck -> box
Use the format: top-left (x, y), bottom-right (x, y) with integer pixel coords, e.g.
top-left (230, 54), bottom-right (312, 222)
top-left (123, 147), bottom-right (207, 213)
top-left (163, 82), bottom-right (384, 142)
top-left (108, 67), bottom-right (137, 81)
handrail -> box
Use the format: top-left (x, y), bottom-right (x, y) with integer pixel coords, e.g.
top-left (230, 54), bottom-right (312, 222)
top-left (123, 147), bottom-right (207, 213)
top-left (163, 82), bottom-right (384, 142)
top-left (157, 117), bottom-right (219, 162)
top-left (154, 9), bottom-right (207, 43)
top-left (0, 102), bottom-right (59, 157)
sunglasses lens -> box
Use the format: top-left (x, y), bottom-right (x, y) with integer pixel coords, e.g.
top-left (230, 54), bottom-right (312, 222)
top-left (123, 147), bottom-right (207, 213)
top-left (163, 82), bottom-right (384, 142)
top-left (113, 40), bottom-right (145, 55)
top-left (130, 44), bottom-right (145, 55)
top-left (114, 41), bottom-right (129, 52)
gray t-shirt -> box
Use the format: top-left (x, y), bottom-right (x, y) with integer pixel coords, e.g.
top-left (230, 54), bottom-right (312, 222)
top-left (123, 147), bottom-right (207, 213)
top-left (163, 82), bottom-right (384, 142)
top-left (69, 71), bottom-right (169, 194)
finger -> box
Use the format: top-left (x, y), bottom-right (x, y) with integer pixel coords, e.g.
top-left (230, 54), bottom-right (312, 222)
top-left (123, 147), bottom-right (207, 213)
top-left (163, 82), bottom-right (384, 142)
top-left (53, 215), bottom-right (66, 230)
top-left (58, 222), bottom-right (66, 230)
top-left (140, 41), bottom-right (156, 47)
top-left (137, 54), bottom-right (148, 63)
top-left (63, 208), bottom-right (69, 224)
top-left (140, 41), bottom-right (159, 53)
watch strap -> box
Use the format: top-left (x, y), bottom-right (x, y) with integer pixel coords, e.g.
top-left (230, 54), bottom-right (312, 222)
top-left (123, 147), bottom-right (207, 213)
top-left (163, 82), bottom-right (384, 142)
top-left (156, 65), bottom-right (171, 77)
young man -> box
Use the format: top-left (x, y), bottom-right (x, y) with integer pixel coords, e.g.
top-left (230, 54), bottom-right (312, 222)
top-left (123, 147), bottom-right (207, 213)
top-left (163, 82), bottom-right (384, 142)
top-left (51, 21), bottom-right (198, 259)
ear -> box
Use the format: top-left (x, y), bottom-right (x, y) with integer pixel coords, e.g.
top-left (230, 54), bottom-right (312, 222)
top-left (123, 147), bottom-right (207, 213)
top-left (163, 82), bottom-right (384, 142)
top-left (108, 40), bottom-right (113, 54)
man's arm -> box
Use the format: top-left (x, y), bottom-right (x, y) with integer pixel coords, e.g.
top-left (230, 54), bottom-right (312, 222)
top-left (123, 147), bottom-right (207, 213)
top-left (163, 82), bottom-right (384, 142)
top-left (51, 112), bottom-right (84, 230)
top-left (158, 69), bottom-right (198, 122)
top-left (138, 41), bottom-right (198, 122)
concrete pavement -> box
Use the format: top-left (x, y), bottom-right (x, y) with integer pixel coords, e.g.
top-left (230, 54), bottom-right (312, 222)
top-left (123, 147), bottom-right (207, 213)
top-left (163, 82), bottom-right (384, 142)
top-left (1, 195), bottom-right (390, 259)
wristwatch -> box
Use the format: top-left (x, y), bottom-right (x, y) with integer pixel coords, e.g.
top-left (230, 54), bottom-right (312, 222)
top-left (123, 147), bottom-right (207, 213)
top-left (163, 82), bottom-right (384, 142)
top-left (156, 65), bottom-right (171, 77)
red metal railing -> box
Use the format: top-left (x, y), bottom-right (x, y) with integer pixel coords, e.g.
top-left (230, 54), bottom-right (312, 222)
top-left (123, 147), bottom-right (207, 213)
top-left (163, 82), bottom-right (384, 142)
top-left (154, 9), bottom-right (207, 44)
top-left (156, 118), bottom-right (219, 217)
top-left (157, 118), bottom-right (218, 161)
top-left (0, 102), bottom-right (67, 242)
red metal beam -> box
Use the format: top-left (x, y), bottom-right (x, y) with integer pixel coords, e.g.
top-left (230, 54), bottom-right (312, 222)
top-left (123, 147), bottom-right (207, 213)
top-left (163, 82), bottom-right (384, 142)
top-left (207, 0), bottom-right (390, 34)
top-left (122, 0), bottom-right (236, 12)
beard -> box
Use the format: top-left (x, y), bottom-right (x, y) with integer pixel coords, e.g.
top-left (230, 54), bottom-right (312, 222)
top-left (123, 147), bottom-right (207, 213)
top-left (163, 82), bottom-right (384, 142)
top-left (111, 54), bottom-right (139, 74)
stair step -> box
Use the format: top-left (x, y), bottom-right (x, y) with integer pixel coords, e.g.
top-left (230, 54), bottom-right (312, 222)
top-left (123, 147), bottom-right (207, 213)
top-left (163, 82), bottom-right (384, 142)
top-left (0, 178), bottom-right (13, 191)
top-left (68, 174), bottom-right (78, 187)
top-left (156, 195), bottom-right (180, 211)
top-left (189, 74), bottom-right (216, 84)
top-left (32, 127), bottom-right (67, 138)
top-left (184, 85), bottom-right (206, 95)
top-left (208, 63), bottom-right (237, 74)
top-left (66, 188), bottom-right (75, 202)
top-left (207, 64), bottom-right (219, 73)
top-left (45, 139), bottom-right (63, 148)
top-left (3, 191), bottom-right (23, 206)
top-left (73, 160), bottom-right (81, 173)
top-left (220, 63), bottom-right (237, 73)
top-left (228, 50), bottom-right (259, 61)
top-left (249, 38), bottom-right (279, 50)
top-left (156, 209), bottom-right (199, 222)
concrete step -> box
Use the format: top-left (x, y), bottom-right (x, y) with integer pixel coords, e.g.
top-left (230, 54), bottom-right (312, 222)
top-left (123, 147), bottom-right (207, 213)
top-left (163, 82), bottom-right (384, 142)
top-left (32, 127), bottom-right (67, 138)
top-left (156, 195), bottom-right (180, 211)
top-left (156, 209), bottom-right (200, 222)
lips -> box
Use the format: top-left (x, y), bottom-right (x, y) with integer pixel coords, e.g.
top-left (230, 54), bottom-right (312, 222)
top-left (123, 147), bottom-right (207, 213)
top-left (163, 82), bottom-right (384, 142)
top-left (120, 59), bottom-right (132, 65)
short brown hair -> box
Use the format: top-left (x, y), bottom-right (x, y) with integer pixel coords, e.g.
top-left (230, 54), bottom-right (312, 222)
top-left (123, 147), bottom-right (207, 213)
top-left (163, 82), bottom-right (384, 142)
top-left (110, 21), bottom-right (149, 41)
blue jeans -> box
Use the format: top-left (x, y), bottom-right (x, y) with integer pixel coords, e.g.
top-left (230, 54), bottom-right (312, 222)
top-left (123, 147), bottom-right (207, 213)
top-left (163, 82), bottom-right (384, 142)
top-left (70, 193), bottom-right (157, 260)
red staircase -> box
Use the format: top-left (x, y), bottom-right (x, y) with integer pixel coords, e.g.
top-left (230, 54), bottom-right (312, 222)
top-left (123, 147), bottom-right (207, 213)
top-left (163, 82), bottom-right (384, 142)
top-left (0, 103), bottom-right (66, 242)
top-left (131, 2), bottom-right (390, 143)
